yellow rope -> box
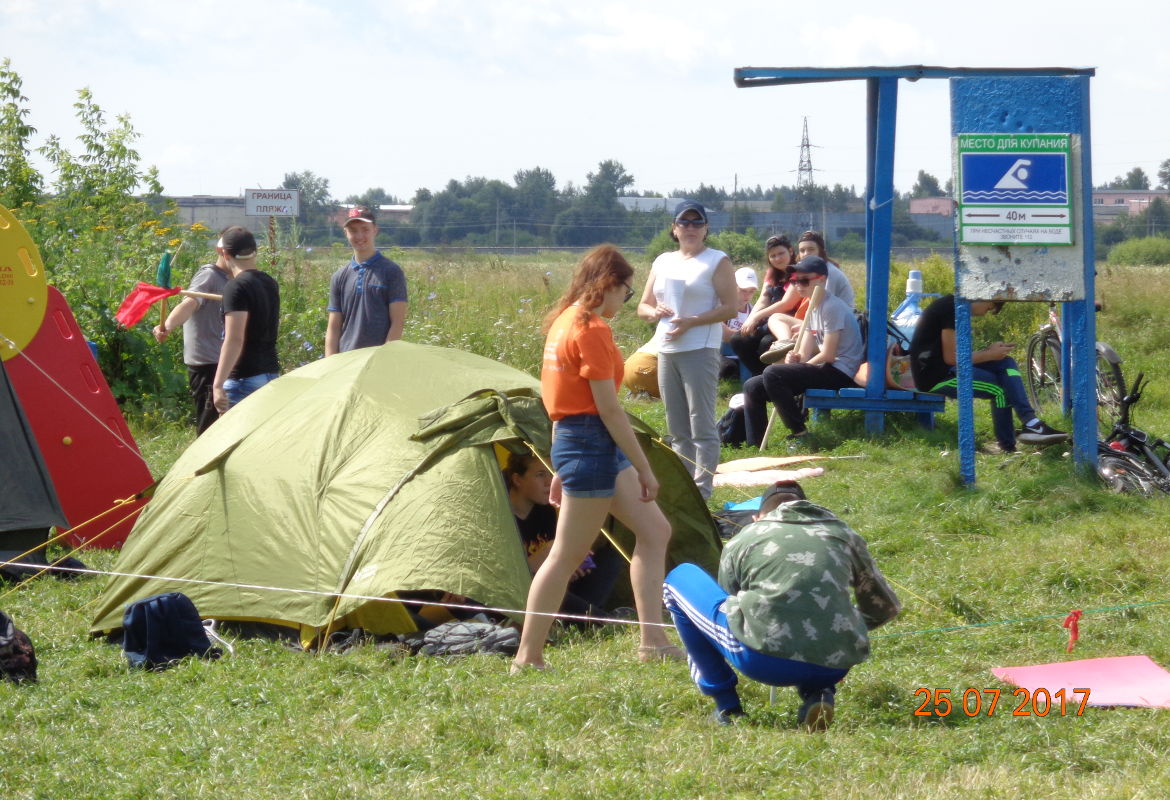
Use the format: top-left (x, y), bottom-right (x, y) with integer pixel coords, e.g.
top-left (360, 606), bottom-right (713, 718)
top-left (0, 500), bottom-right (144, 601)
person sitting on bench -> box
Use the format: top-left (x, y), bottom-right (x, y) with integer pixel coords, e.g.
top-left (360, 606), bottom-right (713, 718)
top-left (909, 294), bottom-right (1068, 453)
top-left (741, 256), bottom-right (864, 448)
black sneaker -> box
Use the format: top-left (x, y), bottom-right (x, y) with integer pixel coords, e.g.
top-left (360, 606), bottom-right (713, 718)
top-left (797, 691), bottom-right (835, 731)
top-left (785, 431), bottom-right (811, 454)
top-left (1016, 421), bottom-right (1069, 445)
top-left (711, 707), bottom-right (746, 726)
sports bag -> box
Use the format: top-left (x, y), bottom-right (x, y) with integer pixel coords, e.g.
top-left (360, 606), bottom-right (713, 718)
top-left (419, 621), bottom-right (519, 657)
top-left (122, 592), bottom-right (222, 670)
top-left (0, 609), bottom-right (37, 683)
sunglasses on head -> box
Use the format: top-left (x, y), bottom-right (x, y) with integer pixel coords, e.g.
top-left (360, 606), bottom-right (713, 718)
top-left (675, 218), bottom-right (706, 229)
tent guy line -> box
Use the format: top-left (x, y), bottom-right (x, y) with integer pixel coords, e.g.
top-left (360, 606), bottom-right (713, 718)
top-left (0, 559), bottom-right (671, 629)
top-left (9, 557), bottom-right (1164, 647)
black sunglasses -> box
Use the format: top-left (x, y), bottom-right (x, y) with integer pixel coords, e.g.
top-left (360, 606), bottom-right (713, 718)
top-left (675, 218), bottom-right (706, 229)
top-left (791, 276), bottom-right (821, 287)
top-left (623, 284), bottom-right (635, 303)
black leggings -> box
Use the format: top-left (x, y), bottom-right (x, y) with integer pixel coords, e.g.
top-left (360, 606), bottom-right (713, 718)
top-left (743, 362), bottom-right (857, 444)
top-left (728, 328), bottom-right (777, 378)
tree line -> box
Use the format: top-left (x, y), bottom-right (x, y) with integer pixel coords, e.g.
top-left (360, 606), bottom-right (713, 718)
top-left (278, 163), bottom-right (956, 248)
top-left (3, 58), bottom-right (1166, 254)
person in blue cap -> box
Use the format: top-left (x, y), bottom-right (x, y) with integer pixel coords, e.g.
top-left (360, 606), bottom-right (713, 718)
top-left (741, 255), bottom-right (864, 447)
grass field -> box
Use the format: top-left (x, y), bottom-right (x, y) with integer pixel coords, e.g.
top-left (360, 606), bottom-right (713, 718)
top-left (4, 250), bottom-right (1170, 799)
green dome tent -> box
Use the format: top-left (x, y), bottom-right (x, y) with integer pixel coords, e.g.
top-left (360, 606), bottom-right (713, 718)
top-left (90, 342), bottom-right (721, 645)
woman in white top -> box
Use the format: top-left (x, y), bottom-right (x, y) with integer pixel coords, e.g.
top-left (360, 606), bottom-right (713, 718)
top-left (636, 201), bottom-right (737, 498)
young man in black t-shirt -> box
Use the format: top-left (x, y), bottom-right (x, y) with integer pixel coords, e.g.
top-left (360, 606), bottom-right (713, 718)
top-left (211, 226), bottom-right (281, 414)
top-left (910, 294), bottom-right (1066, 452)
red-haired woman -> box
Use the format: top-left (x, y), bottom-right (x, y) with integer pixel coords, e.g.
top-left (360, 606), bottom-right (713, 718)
top-left (513, 245), bottom-right (683, 670)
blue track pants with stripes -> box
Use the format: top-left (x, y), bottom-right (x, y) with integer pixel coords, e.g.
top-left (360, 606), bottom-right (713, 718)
top-left (926, 356), bottom-right (1035, 448)
top-left (663, 563), bottom-right (848, 712)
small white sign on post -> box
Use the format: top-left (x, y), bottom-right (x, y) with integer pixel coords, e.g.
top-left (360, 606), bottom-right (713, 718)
top-left (245, 189), bottom-right (300, 217)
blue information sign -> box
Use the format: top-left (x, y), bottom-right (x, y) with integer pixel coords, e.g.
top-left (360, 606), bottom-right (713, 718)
top-left (960, 153), bottom-right (1067, 204)
top-left (956, 133), bottom-right (1073, 245)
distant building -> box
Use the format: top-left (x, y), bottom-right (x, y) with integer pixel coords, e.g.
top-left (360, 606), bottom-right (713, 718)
top-left (168, 195), bottom-right (251, 232)
top-left (617, 196), bottom-right (688, 213)
top-left (725, 200), bottom-right (775, 213)
top-left (1091, 189), bottom-right (1169, 221)
top-left (333, 204), bottom-right (414, 225)
top-left (909, 197), bottom-right (953, 216)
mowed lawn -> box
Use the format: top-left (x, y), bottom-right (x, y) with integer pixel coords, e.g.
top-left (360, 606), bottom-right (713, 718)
top-left (3, 252), bottom-right (1170, 799)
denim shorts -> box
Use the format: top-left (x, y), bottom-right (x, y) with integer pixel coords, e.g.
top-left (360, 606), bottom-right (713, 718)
top-left (552, 414), bottom-right (632, 498)
top-left (223, 372), bottom-right (279, 408)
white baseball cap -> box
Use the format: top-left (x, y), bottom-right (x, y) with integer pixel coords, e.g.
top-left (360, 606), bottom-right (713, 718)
top-left (734, 267), bottom-right (759, 290)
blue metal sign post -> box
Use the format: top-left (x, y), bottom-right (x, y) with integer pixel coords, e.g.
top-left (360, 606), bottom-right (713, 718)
top-left (952, 76), bottom-right (1098, 483)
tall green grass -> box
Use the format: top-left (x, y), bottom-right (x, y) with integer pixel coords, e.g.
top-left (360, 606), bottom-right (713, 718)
top-left (5, 254), bottom-right (1170, 798)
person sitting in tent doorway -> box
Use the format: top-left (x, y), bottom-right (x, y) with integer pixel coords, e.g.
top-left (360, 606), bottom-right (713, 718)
top-left (513, 244), bottom-right (684, 672)
top-left (503, 451), bottom-right (621, 623)
top-left (663, 480), bottom-right (901, 730)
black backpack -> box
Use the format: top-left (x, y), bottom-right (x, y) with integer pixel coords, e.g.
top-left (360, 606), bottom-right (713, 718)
top-left (122, 592), bottom-right (221, 670)
top-left (0, 609), bottom-right (36, 683)
top-left (717, 406), bottom-right (747, 447)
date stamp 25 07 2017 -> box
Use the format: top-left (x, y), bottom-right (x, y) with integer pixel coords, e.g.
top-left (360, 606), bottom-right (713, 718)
top-left (913, 687), bottom-right (1091, 717)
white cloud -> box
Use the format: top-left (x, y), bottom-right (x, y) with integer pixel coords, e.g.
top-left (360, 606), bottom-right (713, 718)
top-left (4, 0), bottom-right (1169, 198)
top-left (800, 15), bottom-right (940, 65)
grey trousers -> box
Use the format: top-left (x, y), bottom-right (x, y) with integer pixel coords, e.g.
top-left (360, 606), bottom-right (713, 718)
top-left (658, 347), bottom-right (719, 499)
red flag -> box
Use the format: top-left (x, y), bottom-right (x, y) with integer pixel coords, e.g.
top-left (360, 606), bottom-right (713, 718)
top-left (1063, 609), bottom-right (1083, 653)
top-left (114, 282), bottom-right (181, 328)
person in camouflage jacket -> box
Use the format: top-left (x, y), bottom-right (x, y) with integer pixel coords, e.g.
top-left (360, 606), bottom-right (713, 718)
top-left (663, 481), bottom-right (900, 729)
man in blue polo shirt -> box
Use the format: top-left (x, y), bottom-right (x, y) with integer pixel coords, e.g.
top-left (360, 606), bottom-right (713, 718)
top-left (325, 206), bottom-right (408, 355)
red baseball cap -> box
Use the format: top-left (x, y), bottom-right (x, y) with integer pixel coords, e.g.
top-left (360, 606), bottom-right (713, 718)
top-left (343, 206), bottom-right (376, 226)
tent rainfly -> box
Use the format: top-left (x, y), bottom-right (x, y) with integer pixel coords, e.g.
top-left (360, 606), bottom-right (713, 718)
top-left (90, 342), bottom-right (722, 644)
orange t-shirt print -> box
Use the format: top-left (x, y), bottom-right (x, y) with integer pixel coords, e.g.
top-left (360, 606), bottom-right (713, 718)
top-left (541, 307), bottom-right (624, 421)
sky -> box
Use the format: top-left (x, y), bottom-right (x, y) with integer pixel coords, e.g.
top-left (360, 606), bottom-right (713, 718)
top-left (3, 0), bottom-right (1169, 202)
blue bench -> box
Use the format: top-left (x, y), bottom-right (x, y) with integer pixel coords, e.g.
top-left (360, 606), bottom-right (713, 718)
top-left (803, 387), bottom-right (946, 429)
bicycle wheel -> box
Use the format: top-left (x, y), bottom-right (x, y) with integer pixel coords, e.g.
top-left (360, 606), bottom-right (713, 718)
top-left (1097, 448), bottom-right (1159, 496)
top-left (1024, 331), bottom-right (1062, 414)
top-left (1095, 346), bottom-right (1125, 429)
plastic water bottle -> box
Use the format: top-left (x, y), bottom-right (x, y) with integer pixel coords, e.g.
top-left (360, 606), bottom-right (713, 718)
top-left (892, 270), bottom-right (927, 339)
top-left (889, 270), bottom-right (935, 389)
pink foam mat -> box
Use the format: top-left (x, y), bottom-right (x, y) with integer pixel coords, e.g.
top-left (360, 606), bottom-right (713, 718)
top-left (992, 655), bottom-right (1170, 709)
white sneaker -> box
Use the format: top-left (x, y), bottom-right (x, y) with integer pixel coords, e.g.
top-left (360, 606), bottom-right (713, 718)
top-left (759, 340), bottom-right (795, 365)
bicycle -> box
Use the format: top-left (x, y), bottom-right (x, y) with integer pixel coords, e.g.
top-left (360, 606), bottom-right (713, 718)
top-left (1024, 301), bottom-right (1125, 430)
top-left (1097, 372), bottom-right (1170, 495)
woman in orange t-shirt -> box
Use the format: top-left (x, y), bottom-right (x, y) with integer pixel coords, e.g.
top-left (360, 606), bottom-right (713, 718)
top-left (513, 245), bottom-right (683, 671)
